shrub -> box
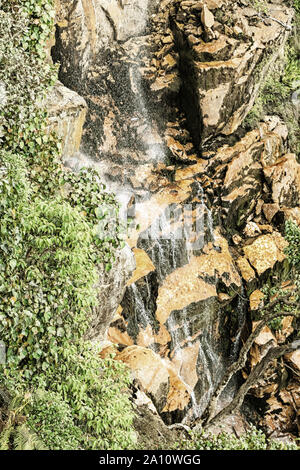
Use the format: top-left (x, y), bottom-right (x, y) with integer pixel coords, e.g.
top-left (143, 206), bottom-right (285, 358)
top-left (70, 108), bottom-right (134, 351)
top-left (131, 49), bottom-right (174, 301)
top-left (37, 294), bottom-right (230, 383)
top-left (0, 0), bottom-right (135, 450)
top-left (26, 390), bottom-right (86, 450)
top-left (0, 150), bottom-right (98, 373)
top-left (177, 426), bottom-right (299, 450)
top-left (245, 1), bottom-right (300, 155)
top-left (285, 219), bottom-right (300, 270)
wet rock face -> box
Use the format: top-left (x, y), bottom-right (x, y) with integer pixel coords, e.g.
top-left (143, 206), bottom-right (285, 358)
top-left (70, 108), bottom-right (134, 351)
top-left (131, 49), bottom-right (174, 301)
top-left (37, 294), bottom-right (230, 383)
top-left (52, 0), bottom-right (294, 189)
top-left (45, 81), bottom-right (87, 158)
top-left (243, 314), bottom-right (300, 436)
top-left (53, 0), bottom-right (197, 188)
top-left (52, 0), bottom-right (299, 427)
top-left (170, 0), bottom-right (293, 148)
top-left (115, 200), bottom-right (243, 418)
top-left (109, 118), bottom-right (300, 423)
top-left (87, 244), bottom-right (136, 340)
top-left (54, 0), bottom-right (161, 75)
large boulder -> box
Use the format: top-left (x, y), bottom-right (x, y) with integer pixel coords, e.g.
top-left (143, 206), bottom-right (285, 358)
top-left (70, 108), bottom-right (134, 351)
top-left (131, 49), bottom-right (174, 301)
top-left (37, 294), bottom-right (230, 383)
top-left (243, 232), bottom-right (288, 276)
top-left (263, 153), bottom-right (300, 208)
top-left (170, 1), bottom-right (293, 147)
top-left (54, 0), bottom-right (160, 77)
top-left (45, 81), bottom-right (87, 158)
top-left (87, 244), bottom-right (136, 340)
top-left (116, 345), bottom-right (191, 419)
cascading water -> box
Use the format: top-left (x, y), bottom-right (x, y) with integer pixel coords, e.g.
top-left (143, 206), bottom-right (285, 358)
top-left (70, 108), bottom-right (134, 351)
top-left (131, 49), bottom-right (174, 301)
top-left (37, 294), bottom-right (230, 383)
top-left (129, 63), bottom-right (166, 163)
top-left (230, 285), bottom-right (247, 360)
top-left (153, 229), bottom-right (201, 419)
top-left (61, 0), bottom-right (231, 424)
top-left (194, 181), bottom-right (215, 244)
top-left (166, 311), bottom-right (200, 420)
top-left (129, 282), bottom-right (155, 348)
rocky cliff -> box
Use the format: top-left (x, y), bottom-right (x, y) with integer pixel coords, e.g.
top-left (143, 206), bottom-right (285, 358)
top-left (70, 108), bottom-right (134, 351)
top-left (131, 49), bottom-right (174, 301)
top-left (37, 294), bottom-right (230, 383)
top-left (49, 0), bottom-right (299, 436)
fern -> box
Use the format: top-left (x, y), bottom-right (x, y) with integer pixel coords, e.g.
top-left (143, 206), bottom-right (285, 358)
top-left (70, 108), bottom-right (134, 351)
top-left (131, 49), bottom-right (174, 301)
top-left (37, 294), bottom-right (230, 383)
top-left (13, 424), bottom-right (47, 451)
top-left (0, 423), bottom-right (47, 450)
top-left (0, 426), bottom-right (13, 450)
top-left (0, 392), bottom-right (47, 450)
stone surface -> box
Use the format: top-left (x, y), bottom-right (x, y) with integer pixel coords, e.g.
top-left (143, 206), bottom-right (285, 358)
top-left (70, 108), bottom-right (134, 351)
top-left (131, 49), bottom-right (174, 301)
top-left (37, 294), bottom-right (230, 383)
top-left (87, 244), bottom-right (136, 340)
top-left (243, 233), bottom-right (288, 276)
top-left (128, 248), bottom-right (156, 285)
top-left (201, 5), bottom-right (215, 29)
top-left (285, 350), bottom-right (300, 373)
top-left (236, 257), bottom-right (256, 284)
top-left (55, 0), bottom-right (160, 75)
top-left (171, 1), bottom-right (293, 147)
top-left (52, 0), bottom-right (300, 432)
top-left (263, 153), bottom-right (300, 208)
top-left (249, 290), bottom-right (264, 311)
top-left (133, 404), bottom-right (182, 449)
top-left (116, 345), bottom-right (191, 415)
top-left (45, 81), bottom-right (87, 158)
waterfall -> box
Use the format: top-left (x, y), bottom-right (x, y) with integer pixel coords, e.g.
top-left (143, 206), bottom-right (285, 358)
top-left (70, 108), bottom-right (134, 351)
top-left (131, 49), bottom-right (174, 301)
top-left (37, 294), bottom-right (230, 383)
top-left (129, 282), bottom-right (155, 348)
top-left (179, 309), bottom-right (200, 420)
top-left (166, 310), bottom-right (199, 420)
top-left (129, 65), bottom-right (166, 163)
top-left (156, 233), bottom-right (200, 419)
top-left (193, 181), bottom-right (215, 245)
top-left (231, 285), bottom-right (247, 360)
top-left (62, 0), bottom-right (222, 424)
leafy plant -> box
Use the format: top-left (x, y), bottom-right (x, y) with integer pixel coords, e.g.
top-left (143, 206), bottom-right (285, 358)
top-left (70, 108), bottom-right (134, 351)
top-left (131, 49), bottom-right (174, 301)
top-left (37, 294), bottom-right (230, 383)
top-left (245, 2), bottom-right (300, 155)
top-left (0, 392), bottom-right (46, 450)
top-left (176, 426), bottom-right (299, 450)
top-left (285, 219), bottom-right (300, 270)
top-left (0, 0), bottom-right (135, 451)
top-left (26, 390), bottom-right (86, 450)
top-left (0, 150), bottom-right (98, 372)
top-left (0, 423), bottom-right (47, 450)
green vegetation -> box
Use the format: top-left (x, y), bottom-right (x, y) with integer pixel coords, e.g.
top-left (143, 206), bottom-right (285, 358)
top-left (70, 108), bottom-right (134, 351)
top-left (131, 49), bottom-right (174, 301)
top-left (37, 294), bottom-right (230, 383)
top-left (176, 426), bottom-right (299, 450)
top-left (26, 390), bottom-right (86, 450)
top-left (0, 0), bottom-right (135, 450)
top-left (285, 218), bottom-right (300, 270)
top-left (251, 0), bottom-right (268, 14)
top-left (0, 0), bottom-right (299, 452)
top-left (257, 220), bottom-right (300, 332)
top-left (0, 393), bottom-right (47, 450)
top-left (245, 1), bottom-right (300, 155)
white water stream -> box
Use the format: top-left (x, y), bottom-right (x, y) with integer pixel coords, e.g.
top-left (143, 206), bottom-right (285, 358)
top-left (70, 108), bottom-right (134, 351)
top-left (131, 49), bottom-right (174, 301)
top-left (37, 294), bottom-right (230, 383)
top-left (63, 1), bottom-right (221, 423)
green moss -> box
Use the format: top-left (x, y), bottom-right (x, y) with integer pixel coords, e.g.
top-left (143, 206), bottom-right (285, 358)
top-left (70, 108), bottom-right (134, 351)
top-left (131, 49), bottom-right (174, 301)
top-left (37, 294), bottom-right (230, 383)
top-left (245, 4), bottom-right (300, 156)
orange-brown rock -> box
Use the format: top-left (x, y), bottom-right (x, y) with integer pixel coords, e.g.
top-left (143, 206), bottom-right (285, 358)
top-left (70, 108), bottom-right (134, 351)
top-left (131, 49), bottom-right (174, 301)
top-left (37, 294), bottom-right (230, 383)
top-left (283, 207), bottom-right (300, 226)
top-left (108, 325), bottom-right (134, 348)
top-left (262, 203), bottom-right (281, 223)
top-left (263, 154), bottom-right (300, 208)
top-left (249, 290), bottom-right (264, 311)
top-left (117, 346), bottom-right (191, 413)
top-left (155, 259), bottom-right (217, 325)
top-left (171, 342), bottom-right (200, 391)
top-left (53, 0), bottom-right (299, 429)
top-left (285, 350), bottom-right (300, 373)
top-left (243, 233), bottom-right (288, 276)
top-left (201, 5), bottom-right (215, 29)
top-left (46, 81), bottom-right (87, 158)
top-left (172, 2), bottom-right (293, 146)
top-left (128, 249), bottom-right (156, 285)
top-left (252, 323), bottom-right (277, 349)
top-left (155, 231), bottom-right (241, 325)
